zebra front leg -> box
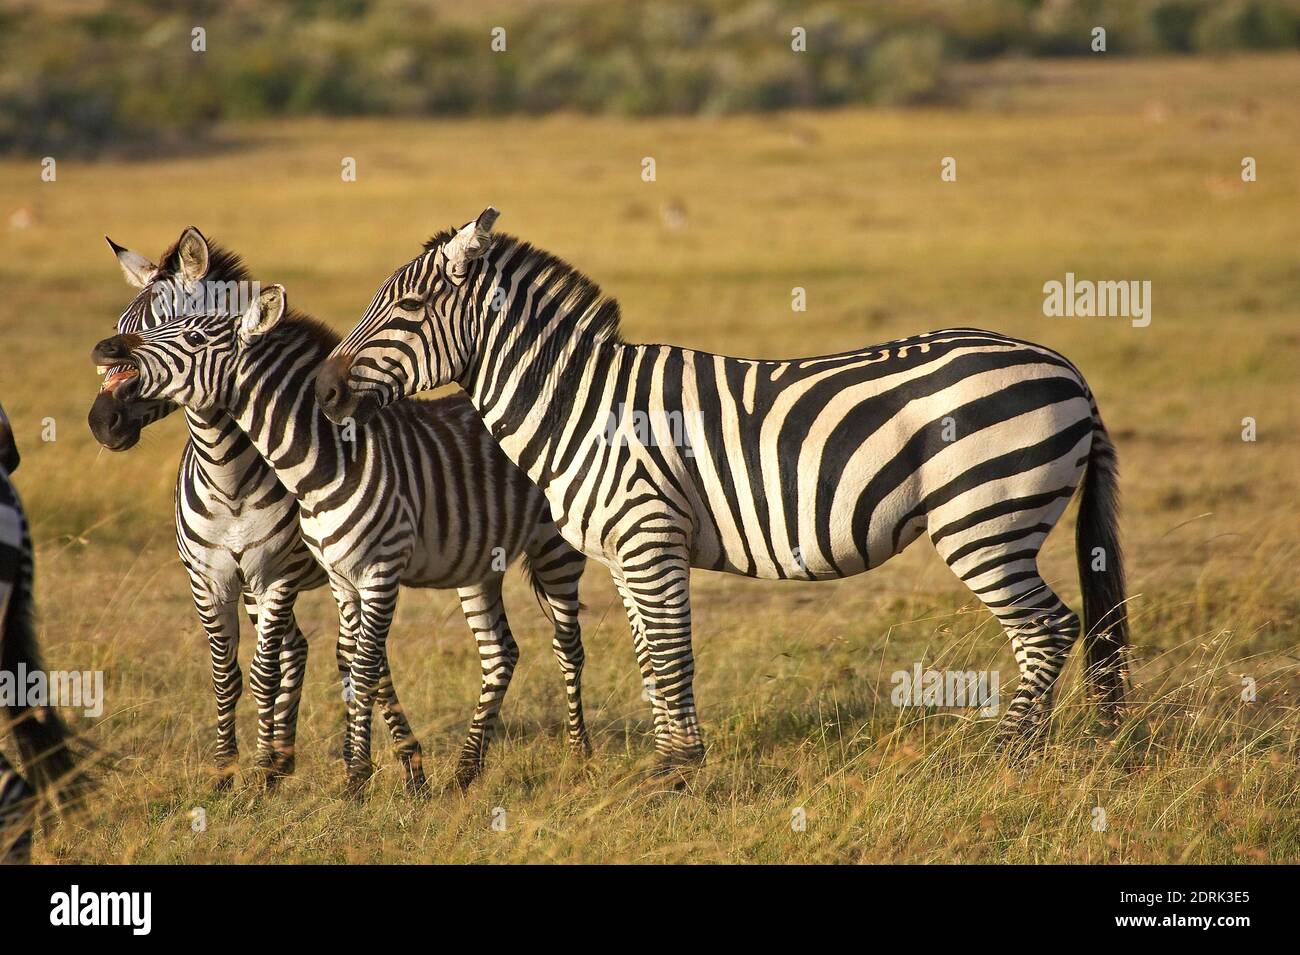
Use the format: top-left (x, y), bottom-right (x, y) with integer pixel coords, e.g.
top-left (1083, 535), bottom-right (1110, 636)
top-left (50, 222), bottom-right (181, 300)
top-left (195, 586), bottom-right (243, 790)
top-left (247, 589), bottom-right (298, 781)
top-left (333, 602), bottom-right (423, 790)
top-left (453, 578), bottom-right (520, 789)
top-left (375, 656), bottom-right (427, 793)
top-left (527, 536), bottom-right (591, 758)
top-left (614, 571), bottom-right (671, 758)
top-left (272, 620), bottom-right (310, 781)
top-left (334, 598), bottom-right (359, 769)
top-left (619, 549), bottom-right (703, 775)
top-left (342, 580), bottom-right (406, 796)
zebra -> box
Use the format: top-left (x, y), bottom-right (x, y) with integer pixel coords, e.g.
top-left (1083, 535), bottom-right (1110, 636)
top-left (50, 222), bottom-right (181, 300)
top-left (90, 230), bottom-right (327, 788)
top-left (89, 230), bottom-right (589, 790)
top-left (2, 401), bottom-right (85, 862)
top-left (314, 209), bottom-right (1130, 773)
top-left (92, 283), bottom-right (591, 793)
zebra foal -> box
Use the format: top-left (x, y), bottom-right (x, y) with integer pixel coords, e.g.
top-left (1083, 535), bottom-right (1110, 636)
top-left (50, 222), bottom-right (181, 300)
top-left (92, 284), bottom-right (591, 792)
top-left (316, 209), bottom-right (1131, 774)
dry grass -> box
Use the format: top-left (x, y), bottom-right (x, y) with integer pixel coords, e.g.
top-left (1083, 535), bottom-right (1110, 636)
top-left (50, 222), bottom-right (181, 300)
top-left (1, 55), bottom-right (1297, 862)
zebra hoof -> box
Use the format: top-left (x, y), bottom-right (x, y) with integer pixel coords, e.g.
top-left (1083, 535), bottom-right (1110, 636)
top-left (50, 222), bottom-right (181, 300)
top-left (453, 759), bottom-right (482, 792)
top-left (271, 752), bottom-right (296, 779)
top-left (569, 734), bottom-right (594, 759)
top-left (646, 762), bottom-right (694, 790)
top-left (993, 722), bottom-right (1049, 760)
top-left (212, 770), bottom-right (237, 793)
top-left (342, 772), bottom-right (371, 800)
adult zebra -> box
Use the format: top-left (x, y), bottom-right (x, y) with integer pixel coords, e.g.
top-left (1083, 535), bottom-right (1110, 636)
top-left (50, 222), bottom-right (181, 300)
top-left (315, 209), bottom-right (1130, 771)
top-left (2, 401), bottom-right (85, 862)
top-left (89, 230), bottom-right (590, 790)
top-left (92, 284), bottom-right (591, 792)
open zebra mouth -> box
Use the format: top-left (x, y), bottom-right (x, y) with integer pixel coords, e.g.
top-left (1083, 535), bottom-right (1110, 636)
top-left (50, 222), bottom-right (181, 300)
top-left (99, 365), bottom-right (139, 397)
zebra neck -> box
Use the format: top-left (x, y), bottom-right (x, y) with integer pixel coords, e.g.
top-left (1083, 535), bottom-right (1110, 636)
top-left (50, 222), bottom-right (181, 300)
top-left (225, 341), bottom-right (350, 505)
top-left (464, 316), bottom-right (621, 486)
top-left (181, 409), bottom-right (268, 490)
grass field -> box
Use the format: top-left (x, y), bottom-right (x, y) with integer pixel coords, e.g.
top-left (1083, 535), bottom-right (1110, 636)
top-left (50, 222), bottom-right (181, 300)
top-left (1, 55), bottom-right (1297, 863)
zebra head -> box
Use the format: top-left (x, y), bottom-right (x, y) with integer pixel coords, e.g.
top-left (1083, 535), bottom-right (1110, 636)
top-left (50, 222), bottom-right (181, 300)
top-left (317, 207), bottom-right (500, 425)
top-left (90, 285), bottom-right (288, 417)
top-left (0, 399), bottom-right (18, 474)
top-left (88, 227), bottom-right (230, 450)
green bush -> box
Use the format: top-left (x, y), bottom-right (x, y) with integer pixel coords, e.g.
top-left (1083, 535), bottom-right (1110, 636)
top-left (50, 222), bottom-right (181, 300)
top-left (2, 0), bottom-right (1297, 155)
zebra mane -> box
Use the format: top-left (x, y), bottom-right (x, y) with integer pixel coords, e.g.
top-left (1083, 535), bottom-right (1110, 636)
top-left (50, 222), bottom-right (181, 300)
top-left (155, 236), bottom-right (250, 285)
top-left (423, 228), bottom-right (624, 345)
top-left (268, 309), bottom-right (342, 353)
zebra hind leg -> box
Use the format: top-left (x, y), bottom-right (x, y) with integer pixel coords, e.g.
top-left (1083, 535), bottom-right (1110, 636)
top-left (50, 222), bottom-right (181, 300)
top-left (453, 578), bottom-right (520, 789)
top-left (940, 542), bottom-right (1081, 750)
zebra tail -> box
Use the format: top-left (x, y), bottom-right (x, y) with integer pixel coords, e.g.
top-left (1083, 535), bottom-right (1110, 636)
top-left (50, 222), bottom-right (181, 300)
top-left (519, 555), bottom-right (587, 624)
top-left (2, 584), bottom-right (91, 812)
top-left (1075, 403), bottom-right (1130, 719)
top-left (518, 554), bottom-right (555, 625)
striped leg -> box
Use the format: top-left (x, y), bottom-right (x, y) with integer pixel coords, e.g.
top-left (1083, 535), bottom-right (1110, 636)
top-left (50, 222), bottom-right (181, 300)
top-left (248, 586), bottom-right (298, 779)
top-left (374, 654), bottom-right (426, 792)
top-left (453, 577), bottom-right (520, 789)
top-left (192, 582), bottom-right (243, 790)
top-left (0, 751), bottom-right (33, 865)
top-left (613, 572), bottom-right (671, 757)
top-left (526, 534), bottom-right (591, 758)
top-left (934, 505), bottom-right (1081, 746)
top-left (272, 623), bottom-right (309, 778)
top-left (333, 595), bottom-right (425, 786)
top-left (339, 579), bottom-right (422, 794)
top-left (618, 546), bottom-right (703, 772)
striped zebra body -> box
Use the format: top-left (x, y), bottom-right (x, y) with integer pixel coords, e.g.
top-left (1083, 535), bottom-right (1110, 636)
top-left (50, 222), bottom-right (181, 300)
top-left (318, 211), bottom-right (1130, 769)
top-left (90, 231), bottom-right (327, 785)
top-left (93, 285), bottom-right (590, 791)
top-left (2, 402), bottom-right (83, 862)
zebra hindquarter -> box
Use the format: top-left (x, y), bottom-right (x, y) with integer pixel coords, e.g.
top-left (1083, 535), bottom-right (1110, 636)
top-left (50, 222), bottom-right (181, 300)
top-left (927, 395), bottom-right (1129, 744)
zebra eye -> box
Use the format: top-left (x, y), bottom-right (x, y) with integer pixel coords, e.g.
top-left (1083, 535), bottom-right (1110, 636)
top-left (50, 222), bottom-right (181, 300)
top-left (184, 330), bottom-right (205, 346)
top-left (396, 297), bottom-right (424, 312)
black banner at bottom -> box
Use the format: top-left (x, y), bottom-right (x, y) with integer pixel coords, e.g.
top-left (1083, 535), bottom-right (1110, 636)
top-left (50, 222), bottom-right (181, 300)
top-left (0, 863), bottom-right (1284, 941)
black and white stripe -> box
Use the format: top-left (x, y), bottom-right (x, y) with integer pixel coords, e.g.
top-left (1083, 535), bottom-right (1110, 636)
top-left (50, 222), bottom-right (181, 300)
top-left (94, 283), bottom-right (590, 791)
top-left (91, 231), bottom-right (328, 785)
top-left (2, 401), bottom-right (84, 862)
top-left (318, 211), bottom-right (1130, 770)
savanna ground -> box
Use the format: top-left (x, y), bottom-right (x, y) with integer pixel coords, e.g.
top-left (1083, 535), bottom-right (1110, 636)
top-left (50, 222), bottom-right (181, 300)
top-left (1, 55), bottom-right (1297, 863)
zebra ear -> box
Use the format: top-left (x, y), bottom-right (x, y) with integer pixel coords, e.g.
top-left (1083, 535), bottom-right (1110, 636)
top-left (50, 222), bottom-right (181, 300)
top-left (239, 284), bottom-right (286, 345)
top-left (106, 236), bottom-right (157, 289)
top-left (444, 207), bottom-right (499, 278)
top-left (176, 226), bottom-right (210, 283)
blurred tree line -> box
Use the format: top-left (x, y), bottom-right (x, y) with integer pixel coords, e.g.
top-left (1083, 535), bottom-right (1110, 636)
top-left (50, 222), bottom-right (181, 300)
top-left (2, 0), bottom-right (1297, 154)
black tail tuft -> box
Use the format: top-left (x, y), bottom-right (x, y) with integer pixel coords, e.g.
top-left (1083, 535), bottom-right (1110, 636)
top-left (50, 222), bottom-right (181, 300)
top-left (1076, 407), bottom-right (1130, 719)
top-left (519, 553), bottom-right (555, 624)
top-left (2, 582), bottom-right (91, 812)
